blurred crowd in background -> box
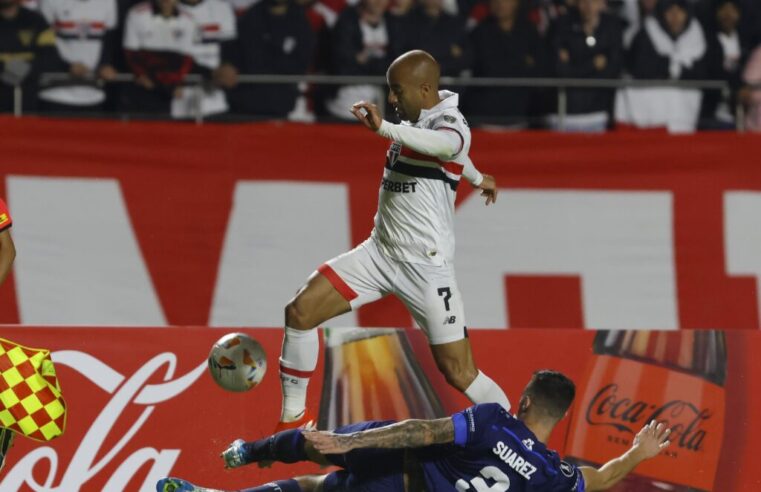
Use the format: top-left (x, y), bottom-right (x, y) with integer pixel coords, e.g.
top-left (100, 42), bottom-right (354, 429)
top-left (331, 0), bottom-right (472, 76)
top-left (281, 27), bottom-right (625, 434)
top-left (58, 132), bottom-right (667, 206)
top-left (1, 0), bottom-right (761, 131)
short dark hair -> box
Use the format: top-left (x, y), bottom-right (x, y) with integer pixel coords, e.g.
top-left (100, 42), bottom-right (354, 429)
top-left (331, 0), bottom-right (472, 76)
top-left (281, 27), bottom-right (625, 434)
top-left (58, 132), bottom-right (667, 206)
top-left (523, 370), bottom-right (576, 420)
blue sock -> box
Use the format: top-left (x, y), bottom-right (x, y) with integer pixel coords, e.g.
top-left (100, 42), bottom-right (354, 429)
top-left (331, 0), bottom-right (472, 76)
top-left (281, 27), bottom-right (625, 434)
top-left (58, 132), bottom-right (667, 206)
top-left (242, 429), bottom-right (307, 464)
top-left (240, 479), bottom-right (302, 492)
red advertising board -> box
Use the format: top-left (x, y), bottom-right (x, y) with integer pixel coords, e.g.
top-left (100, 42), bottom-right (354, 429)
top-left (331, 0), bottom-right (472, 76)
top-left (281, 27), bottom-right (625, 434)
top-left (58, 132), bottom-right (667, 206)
top-left (0, 327), bottom-right (758, 491)
top-left (1, 117), bottom-right (761, 329)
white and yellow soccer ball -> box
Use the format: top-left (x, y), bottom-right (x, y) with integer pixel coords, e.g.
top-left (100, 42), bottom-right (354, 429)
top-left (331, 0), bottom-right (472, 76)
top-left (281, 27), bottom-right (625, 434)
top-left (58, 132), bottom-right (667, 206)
top-left (208, 333), bottom-right (267, 392)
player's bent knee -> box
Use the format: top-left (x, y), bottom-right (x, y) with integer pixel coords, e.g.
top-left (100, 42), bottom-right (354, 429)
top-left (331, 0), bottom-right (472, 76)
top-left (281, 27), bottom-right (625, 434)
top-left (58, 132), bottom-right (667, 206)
top-left (295, 474), bottom-right (326, 492)
top-left (284, 299), bottom-right (316, 330)
top-left (439, 363), bottom-right (478, 392)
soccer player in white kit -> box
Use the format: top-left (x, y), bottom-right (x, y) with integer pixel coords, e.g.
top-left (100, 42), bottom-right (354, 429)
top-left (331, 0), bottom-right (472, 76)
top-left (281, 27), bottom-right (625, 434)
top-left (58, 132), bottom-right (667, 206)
top-left (276, 50), bottom-right (509, 431)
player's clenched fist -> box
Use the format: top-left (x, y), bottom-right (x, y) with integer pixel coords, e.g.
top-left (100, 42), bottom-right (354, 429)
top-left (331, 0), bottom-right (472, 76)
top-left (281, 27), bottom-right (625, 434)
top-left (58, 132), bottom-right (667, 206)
top-left (351, 101), bottom-right (383, 131)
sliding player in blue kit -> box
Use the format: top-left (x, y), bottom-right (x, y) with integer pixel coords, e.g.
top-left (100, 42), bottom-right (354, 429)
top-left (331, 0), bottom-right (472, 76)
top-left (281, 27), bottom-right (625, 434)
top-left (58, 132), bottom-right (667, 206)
top-left (157, 370), bottom-right (671, 492)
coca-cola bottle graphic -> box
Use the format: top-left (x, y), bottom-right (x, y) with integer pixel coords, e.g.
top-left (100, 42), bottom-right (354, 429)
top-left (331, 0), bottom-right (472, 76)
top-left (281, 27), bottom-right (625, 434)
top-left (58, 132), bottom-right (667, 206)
top-left (318, 328), bottom-right (445, 429)
top-left (565, 330), bottom-right (726, 492)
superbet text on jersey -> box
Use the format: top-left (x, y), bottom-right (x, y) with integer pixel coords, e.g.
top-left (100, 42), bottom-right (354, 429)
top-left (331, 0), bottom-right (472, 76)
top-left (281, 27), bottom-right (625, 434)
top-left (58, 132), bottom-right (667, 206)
top-left (372, 90), bottom-right (471, 267)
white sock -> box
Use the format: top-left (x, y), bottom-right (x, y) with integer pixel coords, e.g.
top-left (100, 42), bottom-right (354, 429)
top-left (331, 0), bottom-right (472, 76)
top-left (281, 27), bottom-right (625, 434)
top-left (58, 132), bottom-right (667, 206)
top-left (279, 326), bottom-right (319, 422)
top-left (464, 370), bottom-right (511, 412)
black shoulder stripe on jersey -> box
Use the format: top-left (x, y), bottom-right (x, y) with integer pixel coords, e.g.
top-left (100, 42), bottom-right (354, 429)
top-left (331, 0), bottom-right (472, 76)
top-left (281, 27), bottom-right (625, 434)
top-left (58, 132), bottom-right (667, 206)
top-left (386, 161), bottom-right (459, 191)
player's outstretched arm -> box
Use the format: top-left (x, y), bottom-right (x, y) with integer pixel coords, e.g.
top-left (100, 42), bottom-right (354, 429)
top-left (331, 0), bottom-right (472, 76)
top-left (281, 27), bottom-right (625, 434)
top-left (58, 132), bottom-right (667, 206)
top-left (304, 418), bottom-right (454, 454)
top-left (476, 174), bottom-right (497, 206)
top-left (460, 155), bottom-right (497, 205)
top-left (580, 421), bottom-right (671, 492)
top-left (350, 101), bottom-right (461, 161)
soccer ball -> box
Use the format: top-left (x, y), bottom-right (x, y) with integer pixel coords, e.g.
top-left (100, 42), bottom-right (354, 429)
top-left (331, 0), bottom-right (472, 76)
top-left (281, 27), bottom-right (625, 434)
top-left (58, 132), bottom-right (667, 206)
top-left (208, 333), bottom-right (267, 392)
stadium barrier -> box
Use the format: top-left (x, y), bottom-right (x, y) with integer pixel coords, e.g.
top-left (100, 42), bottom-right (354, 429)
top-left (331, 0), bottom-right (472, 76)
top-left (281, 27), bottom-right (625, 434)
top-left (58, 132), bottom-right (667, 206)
top-left (10, 73), bottom-right (742, 130)
top-left (0, 327), bottom-right (757, 491)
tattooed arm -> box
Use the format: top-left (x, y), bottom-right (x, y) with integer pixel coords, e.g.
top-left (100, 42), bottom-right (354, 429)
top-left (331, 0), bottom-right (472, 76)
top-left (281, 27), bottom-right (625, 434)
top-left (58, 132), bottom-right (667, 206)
top-left (303, 418), bottom-right (455, 454)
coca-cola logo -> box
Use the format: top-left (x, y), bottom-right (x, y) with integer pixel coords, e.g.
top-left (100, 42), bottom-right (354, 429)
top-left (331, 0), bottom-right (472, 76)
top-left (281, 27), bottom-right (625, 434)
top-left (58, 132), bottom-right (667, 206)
top-left (585, 384), bottom-right (712, 452)
top-left (0, 350), bottom-right (206, 491)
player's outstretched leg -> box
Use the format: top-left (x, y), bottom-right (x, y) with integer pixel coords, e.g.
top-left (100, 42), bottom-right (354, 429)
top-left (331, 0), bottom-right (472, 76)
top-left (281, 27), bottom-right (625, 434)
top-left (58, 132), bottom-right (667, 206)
top-left (156, 477), bottom-right (223, 492)
top-left (279, 271), bottom-right (351, 428)
top-left (430, 338), bottom-right (511, 411)
top-left (221, 429), bottom-right (312, 469)
top-left (239, 477), bottom-right (323, 492)
top-left (157, 476), bottom-right (322, 492)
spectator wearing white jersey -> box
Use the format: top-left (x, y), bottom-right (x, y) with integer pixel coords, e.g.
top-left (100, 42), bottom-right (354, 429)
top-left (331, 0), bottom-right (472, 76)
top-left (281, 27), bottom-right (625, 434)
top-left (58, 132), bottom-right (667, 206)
top-left (615, 0), bottom-right (708, 132)
top-left (37, 0), bottom-right (118, 111)
top-left (175, 0), bottom-right (237, 118)
top-left (121, 0), bottom-right (196, 114)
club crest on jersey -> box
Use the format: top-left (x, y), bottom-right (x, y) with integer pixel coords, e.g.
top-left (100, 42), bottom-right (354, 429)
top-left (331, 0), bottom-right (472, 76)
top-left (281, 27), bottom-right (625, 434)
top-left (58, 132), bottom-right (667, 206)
top-left (387, 142), bottom-right (401, 166)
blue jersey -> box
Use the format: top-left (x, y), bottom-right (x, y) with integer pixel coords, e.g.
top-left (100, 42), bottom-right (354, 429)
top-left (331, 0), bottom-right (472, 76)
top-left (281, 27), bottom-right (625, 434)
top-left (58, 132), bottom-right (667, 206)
top-left (416, 403), bottom-right (586, 492)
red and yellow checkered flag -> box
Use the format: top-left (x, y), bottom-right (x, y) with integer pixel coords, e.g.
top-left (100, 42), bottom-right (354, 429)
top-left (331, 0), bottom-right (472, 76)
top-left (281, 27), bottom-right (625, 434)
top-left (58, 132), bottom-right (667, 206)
top-left (0, 338), bottom-right (66, 441)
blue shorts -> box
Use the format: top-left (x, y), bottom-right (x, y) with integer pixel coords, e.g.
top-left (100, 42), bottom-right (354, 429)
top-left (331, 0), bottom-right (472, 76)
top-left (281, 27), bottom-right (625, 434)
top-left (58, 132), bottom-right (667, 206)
top-left (321, 420), bottom-right (405, 492)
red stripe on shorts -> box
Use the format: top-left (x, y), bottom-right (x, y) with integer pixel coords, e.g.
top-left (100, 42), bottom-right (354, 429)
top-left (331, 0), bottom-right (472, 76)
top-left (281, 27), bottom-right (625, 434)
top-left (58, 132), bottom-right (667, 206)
top-left (318, 263), bottom-right (358, 302)
top-left (280, 363), bottom-right (314, 378)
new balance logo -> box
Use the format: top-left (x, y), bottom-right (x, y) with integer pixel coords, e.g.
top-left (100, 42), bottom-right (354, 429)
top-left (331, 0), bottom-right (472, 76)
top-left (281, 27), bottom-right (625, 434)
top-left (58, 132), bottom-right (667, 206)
top-left (443, 316), bottom-right (457, 325)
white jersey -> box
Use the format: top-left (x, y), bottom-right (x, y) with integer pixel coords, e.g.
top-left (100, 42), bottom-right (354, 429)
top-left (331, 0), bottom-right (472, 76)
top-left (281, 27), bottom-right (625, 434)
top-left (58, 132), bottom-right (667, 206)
top-left (38, 0), bottom-right (117, 106)
top-left (124, 2), bottom-right (196, 55)
top-left (179, 0), bottom-right (236, 70)
top-left (371, 90), bottom-right (473, 266)
top-left (221, 0), bottom-right (259, 15)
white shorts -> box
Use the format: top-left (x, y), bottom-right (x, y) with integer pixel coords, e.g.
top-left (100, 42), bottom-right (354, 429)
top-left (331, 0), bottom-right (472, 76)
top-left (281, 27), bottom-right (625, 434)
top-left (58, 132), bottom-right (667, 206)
top-left (317, 238), bottom-right (467, 345)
